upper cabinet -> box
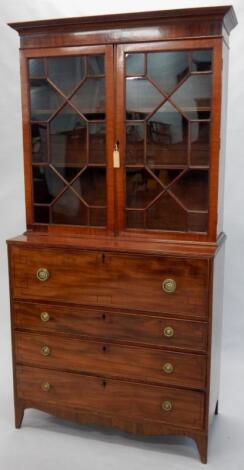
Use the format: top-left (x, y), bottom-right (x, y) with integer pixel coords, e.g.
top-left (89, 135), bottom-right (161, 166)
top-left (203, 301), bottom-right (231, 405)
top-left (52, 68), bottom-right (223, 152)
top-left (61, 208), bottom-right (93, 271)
top-left (10, 6), bottom-right (237, 241)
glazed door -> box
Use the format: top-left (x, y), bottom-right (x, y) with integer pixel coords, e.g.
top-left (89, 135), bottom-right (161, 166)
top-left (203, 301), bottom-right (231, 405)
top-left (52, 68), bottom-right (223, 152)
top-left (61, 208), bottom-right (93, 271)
top-left (116, 40), bottom-right (221, 240)
top-left (22, 45), bottom-right (114, 235)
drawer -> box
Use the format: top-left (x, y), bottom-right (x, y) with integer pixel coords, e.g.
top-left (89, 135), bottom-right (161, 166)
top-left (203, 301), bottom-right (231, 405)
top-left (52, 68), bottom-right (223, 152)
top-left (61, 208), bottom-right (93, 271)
top-left (10, 246), bottom-right (209, 318)
top-left (15, 332), bottom-right (207, 389)
top-left (16, 365), bottom-right (205, 430)
top-left (13, 302), bottom-right (208, 352)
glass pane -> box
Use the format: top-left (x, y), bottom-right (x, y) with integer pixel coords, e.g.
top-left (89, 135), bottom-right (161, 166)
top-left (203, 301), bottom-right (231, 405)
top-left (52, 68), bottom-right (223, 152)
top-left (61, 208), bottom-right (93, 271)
top-left (90, 208), bottom-right (106, 226)
top-left (72, 168), bottom-right (106, 206)
top-left (171, 75), bottom-right (212, 119)
top-left (171, 170), bottom-right (209, 211)
top-left (126, 169), bottom-right (162, 209)
top-left (126, 53), bottom-right (145, 76)
top-left (188, 212), bottom-right (208, 232)
top-left (50, 104), bottom-right (87, 166)
top-left (147, 51), bottom-right (189, 94)
top-left (71, 78), bottom-right (105, 120)
top-left (191, 122), bottom-right (210, 166)
top-left (126, 78), bottom-right (163, 120)
top-left (151, 169), bottom-right (183, 187)
top-left (48, 56), bottom-right (85, 95)
top-left (146, 193), bottom-right (187, 231)
top-left (147, 101), bottom-right (188, 165)
top-left (87, 55), bottom-right (104, 75)
top-left (52, 190), bottom-right (88, 225)
top-left (53, 167), bottom-right (82, 183)
top-left (31, 123), bottom-right (47, 163)
top-left (29, 59), bottom-right (45, 78)
top-left (32, 166), bottom-right (65, 204)
top-left (89, 123), bottom-right (106, 164)
top-left (192, 50), bottom-right (212, 72)
top-left (126, 210), bottom-right (145, 229)
top-left (30, 79), bottom-right (64, 121)
top-left (34, 206), bottom-right (49, 223)
top-left (126, 124), bottom-right (144, 165)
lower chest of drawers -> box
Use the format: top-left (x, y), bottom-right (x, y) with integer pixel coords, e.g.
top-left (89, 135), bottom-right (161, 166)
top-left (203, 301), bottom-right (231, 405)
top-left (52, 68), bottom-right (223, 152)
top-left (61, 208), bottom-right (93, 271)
top-left (9, 243), bottom-right (210, 450)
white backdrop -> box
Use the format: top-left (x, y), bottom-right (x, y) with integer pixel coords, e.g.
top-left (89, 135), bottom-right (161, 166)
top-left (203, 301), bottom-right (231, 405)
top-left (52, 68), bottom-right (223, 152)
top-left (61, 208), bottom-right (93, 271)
top-left (0, 1), bottom-right (243, 469)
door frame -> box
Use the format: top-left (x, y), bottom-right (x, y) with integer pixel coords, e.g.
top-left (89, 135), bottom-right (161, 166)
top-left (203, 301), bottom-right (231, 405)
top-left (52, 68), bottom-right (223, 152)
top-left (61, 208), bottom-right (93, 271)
top-left (115, 38), bottom-right (222, 242)
top-left (20, 44), bottom-right (115, 236)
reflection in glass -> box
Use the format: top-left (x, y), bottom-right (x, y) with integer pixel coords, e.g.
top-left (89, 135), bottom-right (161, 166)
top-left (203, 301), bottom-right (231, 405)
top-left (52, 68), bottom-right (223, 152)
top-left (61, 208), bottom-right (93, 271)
top-left (126, 78), bottom-right (163, 120)
top-left (31, 124), bottom-right (47, 163)
top-left (171, 170), bottom-right (209, 211)
top-left (147, 101), bottom-right (188, 165)
top-left (126, 169), bottom-right (162, 208)
top-left (52, 190), bottom-right (88, 225)
top-left (126, 53), bottom-right (145, 76)
top-left (147, 51), bottom-right (189, 94)
top-left (50, 105), bottom-right (87, 166)
top-left (188, 212), bottom-right (208, 232)
top-left (126, 210), bottom-right (145, 229)
top-left (90, 208), bottom-right (106, 226)
top-left (30, 80), bottom-right (64, 121)
top-left (89, 123), bottom-right (106, 164)
top-left (171, 75), bottom-right (212, 119)
top-left (151, 169), bottom-right (183, 187)
top-left (192, 50), bottom-right (212, 72)
top-left (72, 168), bottom-right (106, 206)
top-left (34, 206), bottom-right (49, 224)
top-left (29, 59), bottom-right (45, 78)
top-left (32, 166), bottom-right (65, 204)
top-left (191, 122), bottom-right (210, 166)
top-left (53, 167), bottom-right (82, 182)
top-left (48, 56), bottom-right (85, 95)
top-left (146, 193), bottom-right (187, 231)
top-left (71, 78), bottom-right (105, 120)
top-left (87, 55), bottom-right (105, 75)
top-left (126, 124), bottom-right (144, 164)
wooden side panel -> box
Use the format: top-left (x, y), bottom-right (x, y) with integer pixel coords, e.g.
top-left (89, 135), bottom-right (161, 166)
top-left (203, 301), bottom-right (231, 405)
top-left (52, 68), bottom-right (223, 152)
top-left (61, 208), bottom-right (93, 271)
top-left (208, 243), bottom-right (225, 426)
top-left (217, 40), bottom-right (229, 235)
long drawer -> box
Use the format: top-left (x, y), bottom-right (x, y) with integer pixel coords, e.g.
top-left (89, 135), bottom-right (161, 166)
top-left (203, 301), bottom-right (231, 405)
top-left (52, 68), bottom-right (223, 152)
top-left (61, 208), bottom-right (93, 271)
top-left (13, 302), bottom-right (208, 352)
top-left (15, 332), bottom-right (207, 389)
top-left (16, 365), bottom-right (205, 430)
top-left (10, 246), bottom-right (209, 318)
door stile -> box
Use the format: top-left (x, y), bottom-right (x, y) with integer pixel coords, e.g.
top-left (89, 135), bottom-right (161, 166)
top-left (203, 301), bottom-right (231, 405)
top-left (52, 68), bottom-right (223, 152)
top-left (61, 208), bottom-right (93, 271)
top-left (115, 44), bottom-right (126, 233)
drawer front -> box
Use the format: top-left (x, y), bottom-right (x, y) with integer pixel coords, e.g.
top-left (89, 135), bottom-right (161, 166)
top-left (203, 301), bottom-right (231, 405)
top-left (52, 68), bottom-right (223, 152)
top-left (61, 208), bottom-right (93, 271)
top-left (10, 246), bottom-right (209, 318)
top-left (15, 332), bottom-right (207, 389)
top-left (13, 302), bottom-right (208, 352)
top-left (16, 365), bottom-right (205, 430)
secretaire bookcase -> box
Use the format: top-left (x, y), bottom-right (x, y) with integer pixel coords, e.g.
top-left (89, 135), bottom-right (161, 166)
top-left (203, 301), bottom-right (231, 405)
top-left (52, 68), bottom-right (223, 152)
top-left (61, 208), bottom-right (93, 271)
top-left (7, 6), bottom-right (237, 463)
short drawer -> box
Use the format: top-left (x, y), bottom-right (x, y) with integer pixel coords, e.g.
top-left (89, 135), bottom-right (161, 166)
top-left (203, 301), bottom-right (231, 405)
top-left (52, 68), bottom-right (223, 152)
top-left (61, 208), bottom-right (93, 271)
top-left (15, 332), bottom-right (207, 389)
top-left (10, 246), bottom-right (209, 318)
top-left (13, 302), bottom-right (208, 352)
top-left (16, 365), bottom-right (205, 430)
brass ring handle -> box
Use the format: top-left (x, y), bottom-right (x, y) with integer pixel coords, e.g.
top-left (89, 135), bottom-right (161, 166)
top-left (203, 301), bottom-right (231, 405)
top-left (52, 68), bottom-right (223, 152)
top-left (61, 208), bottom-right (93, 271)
top-left (41, 382), bottom-right (51, 392)
top-left (40, 312), bottom-right (50, 322)
top-left (162, 400), bottom-right (173, 412)
top-left (163, 326), bottom-right (174, 338)
top-left (36, 267), bottom-right (49, 282)
top-left (162, 362), bottom-right (174, 374)
top-left (162, 278), bottom-right (176, 294)
top-left (41, 345), bottom-right (51, 357)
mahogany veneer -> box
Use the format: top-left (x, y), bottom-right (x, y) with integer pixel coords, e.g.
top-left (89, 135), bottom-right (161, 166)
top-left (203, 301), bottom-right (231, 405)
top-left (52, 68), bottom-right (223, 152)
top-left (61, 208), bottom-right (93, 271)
top-left (7, 6), bottom-right (237, 463)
